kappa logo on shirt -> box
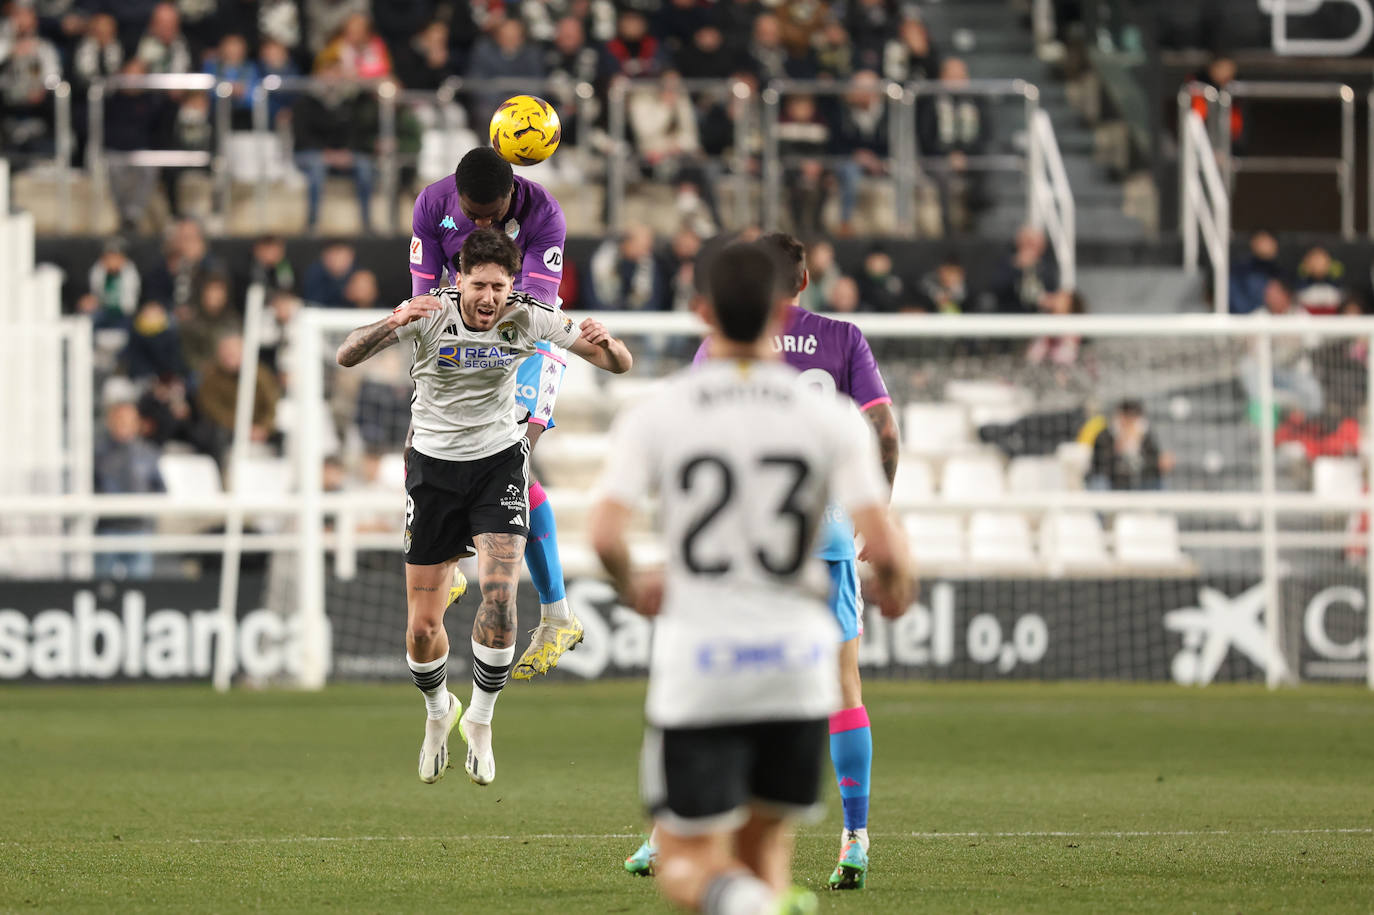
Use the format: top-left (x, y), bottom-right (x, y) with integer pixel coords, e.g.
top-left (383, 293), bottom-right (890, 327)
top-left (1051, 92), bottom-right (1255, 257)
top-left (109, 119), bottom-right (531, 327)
top-left (439, 215), bottom-right (457, 230)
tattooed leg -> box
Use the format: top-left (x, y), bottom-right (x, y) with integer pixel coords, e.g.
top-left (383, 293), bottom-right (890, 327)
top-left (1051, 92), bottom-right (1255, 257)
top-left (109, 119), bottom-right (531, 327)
top-left (472, 532), bottom-right (525, 649)
top-left (405, 560), bottom-right (456, 663)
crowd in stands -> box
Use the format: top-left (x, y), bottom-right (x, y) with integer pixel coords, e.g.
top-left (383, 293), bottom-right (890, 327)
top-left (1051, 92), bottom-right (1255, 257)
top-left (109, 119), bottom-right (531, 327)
top-left (0, 0), bottom-right (991, 237)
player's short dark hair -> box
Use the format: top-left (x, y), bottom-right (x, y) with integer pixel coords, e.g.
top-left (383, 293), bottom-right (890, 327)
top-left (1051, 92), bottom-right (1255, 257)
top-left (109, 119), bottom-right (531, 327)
top-left (758, 232), bottom-right (806, 296)
top-left (456, 147), bottom-right (514, 204)
top-left (709, 241), bottom-right (785, 343)
top-left (458, 228), bottom-right (521, 277)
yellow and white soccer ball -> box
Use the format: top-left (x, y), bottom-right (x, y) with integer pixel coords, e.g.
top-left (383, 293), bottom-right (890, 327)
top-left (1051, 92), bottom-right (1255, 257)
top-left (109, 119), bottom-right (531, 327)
top-left (489, 95), bottom-right (562, 166)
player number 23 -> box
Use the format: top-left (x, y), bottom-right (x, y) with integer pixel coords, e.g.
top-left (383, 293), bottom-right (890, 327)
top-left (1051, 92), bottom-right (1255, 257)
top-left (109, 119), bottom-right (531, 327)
top-left (679, 454), bottom-right (812, 577)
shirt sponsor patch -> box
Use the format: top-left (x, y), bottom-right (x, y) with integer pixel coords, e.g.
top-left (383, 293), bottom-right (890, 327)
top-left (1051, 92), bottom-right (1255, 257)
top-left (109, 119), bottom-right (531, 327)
top-left (410, 236), bottom-right (423, 264)
top-left (542, 246), bottom-right (564, 272)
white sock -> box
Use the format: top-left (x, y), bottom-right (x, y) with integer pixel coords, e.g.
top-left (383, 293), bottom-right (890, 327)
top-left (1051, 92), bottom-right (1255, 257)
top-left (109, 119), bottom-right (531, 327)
top-left (468, 639), bottom-right (515, 725)
top-left (843, 827), bottom-right (870, 854)
top-left (540, 598), bottom-right (570, 621)
top-left (406, 654), bottom-right (449, 719)
top-left (701, 871), bottom-right (775, 915)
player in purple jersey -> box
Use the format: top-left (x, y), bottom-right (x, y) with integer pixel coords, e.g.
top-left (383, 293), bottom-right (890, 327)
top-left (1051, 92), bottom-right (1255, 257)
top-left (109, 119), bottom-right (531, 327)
top-left (408, 148), bottom-right (580, 682)
top-left (623, 234), bottom-right (901, 890)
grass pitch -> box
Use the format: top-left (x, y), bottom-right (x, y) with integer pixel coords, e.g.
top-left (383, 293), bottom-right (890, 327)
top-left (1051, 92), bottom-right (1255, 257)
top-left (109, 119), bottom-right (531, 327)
top-left (3, 680), bottom-right (1373, 913)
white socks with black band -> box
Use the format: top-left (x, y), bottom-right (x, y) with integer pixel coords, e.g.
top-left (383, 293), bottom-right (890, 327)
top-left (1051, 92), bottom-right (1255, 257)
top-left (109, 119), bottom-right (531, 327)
top-left (407, 654), bottom-right (449, 719)
top-left (468, 639), bottom-right (515, 725)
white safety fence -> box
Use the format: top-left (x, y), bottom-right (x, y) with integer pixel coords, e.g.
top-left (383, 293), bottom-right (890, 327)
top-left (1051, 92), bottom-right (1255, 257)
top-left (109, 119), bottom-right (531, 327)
top-left (4, 310), bottom-right (1374, 690)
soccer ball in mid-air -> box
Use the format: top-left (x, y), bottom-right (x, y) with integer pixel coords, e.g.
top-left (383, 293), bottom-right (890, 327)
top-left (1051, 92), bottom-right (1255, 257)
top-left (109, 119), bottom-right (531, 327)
top-left (489, 95), bottom-right (562, 165)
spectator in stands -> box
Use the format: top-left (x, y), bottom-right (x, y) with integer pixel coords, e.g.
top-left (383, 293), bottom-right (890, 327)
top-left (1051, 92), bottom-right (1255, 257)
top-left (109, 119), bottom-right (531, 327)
top-left (88, 239), bottom-right (142, 323)
top-left (1295, 246), bottom-right (1345, 316)
top-left (395, 20), bottom-right (454, 90)
top-left (30, 0), bottom-right (87, 59)
top-left (798, 239), bottom-right (844, 313)
top-left (468, 19), bottom-right (544, 115)
top-left (664, 225), bottom-right (702, 311)
top-left (832, 70), bottom-right (890, 237)
top-left (292, 54), bottom-right (379, 233)
top-left (257, 38), bottom-right (300, 125)
top-left (657, 0), bottom-right (709, 56)
top-left (180, 271), bottom-right (242, 376)
top-left (70, 12), bottom-right (122, 98)
top-left (302, 241), bottom-right (356, 307)
top-left (749, 13), bottom-right (809, 81)
top-left (94, 400), bottom-right (165, 579)
top-left (777, 92), bottom-right (832, 236)
top-left (542, 16), bottom-right (601, 144)
top-left (258, 289), bottom-right (301, 376)
top-left (343, 268), bottom-right (381, 309)
top-left (883, 16), bottom-right (940, 82)
top-left (104, 58), bottom-right (171, 234)
top-left (813, 19), bottom-right (853, 79)
top-left (846, 0), bottom-right (897, 72)
top-left (104, 0), bottom-right (158, 56)
top-left (856, 245), bottom-right (906, 312)
top-left (304, 0), bottom-right (368, 58)
top-left (124, 299), bottom-right (188, 382)
top-left (717, 0), bottom-right (763, 50)
top-left (372, 0), bottom-right (436, 51)
top-left (918, 57), bottom-right (988, 234)
top-left (1086, 399), bottom-right (1173, 491)
top-left (163, 90), bottom-right (212, 219)
top-left (203, 33), bottom-right (259, 130)
top-left (1228, 230), bottom-right (1281, 315)
top-left (825, 275), bottom-right (861, 313)
top-left (145, 217), bottom-right (224, 312)
top-left (195, 333), bottom-right (282, 461)
top-left (239, 234), bottom-right (297, 296)
top-left (628, 70), bottom-right (720, 234)
top-left (602, 8), bottom-right (662, 79)
top-left (915, 254), bottom-right (968, 314)
top-left (1189, 53), bottom-right (1243, 151)
top-left (259, 0), bottom-right (305, 60)
top-left (0, 4), bottom-right (61, 161)
top-left (674, 22), bottom-right (733, 80)
top-left (778, 0), bottom-right (827, 57)
top-left (586, 223), bottom-right (668, 310)
top-left (992, 225), bottom-right (1060, 314)
top-left (325, 12), bottom-right (392, 79)
top-left (1241, 278), bottom-right (1324, 417)
top-left (136, 3), bottom-right (192, 74)
top-left (1026, 289), bottom-right (1086, 366)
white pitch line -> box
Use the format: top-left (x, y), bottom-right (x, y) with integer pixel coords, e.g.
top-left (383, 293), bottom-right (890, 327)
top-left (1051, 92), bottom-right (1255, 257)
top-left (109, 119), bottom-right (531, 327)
top-left (2, 828), bottom-right (1371, 847)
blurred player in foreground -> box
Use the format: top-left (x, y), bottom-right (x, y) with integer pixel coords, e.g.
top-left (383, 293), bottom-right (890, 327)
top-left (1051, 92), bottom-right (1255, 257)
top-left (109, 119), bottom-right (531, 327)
top-left (589, 241), bottom-right (911, 915)
top-left (625, 233), bottom-right (901, 890)
top-left (409, 147), bottom-right (580, 680)
top-left (340, 229), bottom-right (632, 786)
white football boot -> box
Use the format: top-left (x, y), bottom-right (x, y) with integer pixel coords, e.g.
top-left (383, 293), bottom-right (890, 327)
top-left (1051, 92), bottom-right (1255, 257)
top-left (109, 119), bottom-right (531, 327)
top-left (418, 692), bottom-right (461, 784)
top-left (458, 710), bottom-right (496, 786)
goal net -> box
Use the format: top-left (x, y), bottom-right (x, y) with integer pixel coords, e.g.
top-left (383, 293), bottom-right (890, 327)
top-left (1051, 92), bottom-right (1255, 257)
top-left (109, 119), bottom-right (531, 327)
top-left (261, 309), bottom-right (1374, 688)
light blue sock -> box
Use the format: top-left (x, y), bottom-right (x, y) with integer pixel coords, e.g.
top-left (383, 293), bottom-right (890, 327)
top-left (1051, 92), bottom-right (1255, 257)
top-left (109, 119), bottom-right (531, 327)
top-left (830, 706), bottom-right (872, 832)
top-left (524, 495), bottom-right (566, 606)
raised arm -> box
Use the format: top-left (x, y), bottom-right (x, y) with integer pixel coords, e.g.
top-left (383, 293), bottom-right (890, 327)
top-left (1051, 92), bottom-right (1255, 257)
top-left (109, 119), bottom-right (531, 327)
top-left (336, 295), bottom-right (441, 366)
top-left (568, 317), bottom-right (633, 374)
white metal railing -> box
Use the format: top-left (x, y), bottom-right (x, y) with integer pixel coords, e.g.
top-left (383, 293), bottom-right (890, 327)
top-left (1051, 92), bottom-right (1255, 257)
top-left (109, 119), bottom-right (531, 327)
top-left (1027, 108), bottom-right (1076, 291)
top-left (1179, 107), bottom-right (1231, 314)
top-left (10, 310), bottom-right (1374, 690)
top-left (1262, 0), bottom-right (1374, 56)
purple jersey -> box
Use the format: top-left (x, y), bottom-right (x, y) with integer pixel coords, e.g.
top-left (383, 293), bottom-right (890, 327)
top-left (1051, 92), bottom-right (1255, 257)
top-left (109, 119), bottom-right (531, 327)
top-left (409, 174), bottom-right (567, 304)
top-left (692, 306), bottom-right (891, 411)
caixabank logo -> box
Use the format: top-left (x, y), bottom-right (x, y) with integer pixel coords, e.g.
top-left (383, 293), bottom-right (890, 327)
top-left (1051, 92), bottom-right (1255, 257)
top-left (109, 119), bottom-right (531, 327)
top-left (0, 581), bottom-right (328, 681)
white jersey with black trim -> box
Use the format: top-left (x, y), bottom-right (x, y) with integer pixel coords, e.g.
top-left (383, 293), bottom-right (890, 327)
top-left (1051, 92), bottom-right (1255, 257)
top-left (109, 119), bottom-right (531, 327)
top-left (394, 288), bottom-right (582, 462)
top-left (595, 359), bottom-right (889, 728)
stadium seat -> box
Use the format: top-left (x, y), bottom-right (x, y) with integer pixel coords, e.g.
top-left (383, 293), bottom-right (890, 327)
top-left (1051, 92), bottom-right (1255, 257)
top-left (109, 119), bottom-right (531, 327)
top-left (1007, 455), bottom-right (1069, 493)
top-left (1040, 511), bottom-right (1110, 568)
top-left (375, 452), bottom-right (407, 490)
top-left (902, 403), bottom-right (970, 456)
top-left (941, 454), bottom-right (1006, 501)
top-left (1312, 457), bottom-right (1362, 498)
top-left (903, 513), bottom-right (965, 563)
top-left (967, 511), bottom-right (1037, 565)
top-left (232, 456), bottom-right (292, 494)
top-left (1055, 441), bottom-right (1092, 487)
top-left (891, 457), bottom-right (934, 504)
top-left (1113, 512), bottom-right (1184, 566)
top-left (944, 380), bottom-right (1030, 427)
top-left (157, 453), bottom-right (223, 498)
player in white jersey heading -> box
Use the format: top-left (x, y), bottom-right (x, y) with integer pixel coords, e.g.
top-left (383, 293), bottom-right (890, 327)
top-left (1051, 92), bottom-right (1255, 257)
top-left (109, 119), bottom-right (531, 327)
top-left (589, 241), bottom-right (912, 915)
top-left (336, 228), bottom-right (632, 786)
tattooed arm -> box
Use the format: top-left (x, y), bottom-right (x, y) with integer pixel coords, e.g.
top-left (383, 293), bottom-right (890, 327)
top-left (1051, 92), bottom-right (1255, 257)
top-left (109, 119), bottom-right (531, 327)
top-left (472, 532), bottom-right (525, 649)
top-left (863, 401), bottom-right (900, 493)
top-left (335, 295), bottom-right (442, 367)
